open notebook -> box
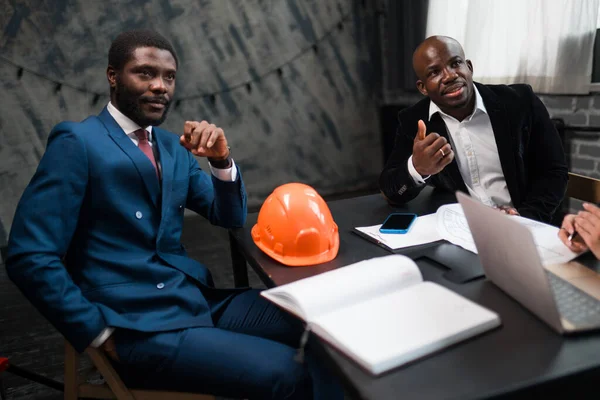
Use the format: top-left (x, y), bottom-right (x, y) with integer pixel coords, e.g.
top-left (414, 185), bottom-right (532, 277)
top-left (261, 254), bottom-right (501, 375)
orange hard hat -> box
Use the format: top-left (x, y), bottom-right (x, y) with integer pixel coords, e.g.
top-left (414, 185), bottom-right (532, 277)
top-left (251, 183), bottom-right (339, 266)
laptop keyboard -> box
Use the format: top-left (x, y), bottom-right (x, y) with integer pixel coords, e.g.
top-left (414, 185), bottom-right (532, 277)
top-left (546, 271), bottom-right (600, 327)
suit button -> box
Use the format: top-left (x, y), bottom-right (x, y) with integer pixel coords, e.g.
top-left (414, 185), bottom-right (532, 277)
top-left (156, 283), bottom-right (165, 289)
top-left (135, 211), bottom-right (143, 219)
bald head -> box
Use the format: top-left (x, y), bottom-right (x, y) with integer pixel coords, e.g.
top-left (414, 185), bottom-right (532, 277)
top-left (412, 36), bottom-right (465, 79)
top-left (412, 35), bottom-right (475, 121)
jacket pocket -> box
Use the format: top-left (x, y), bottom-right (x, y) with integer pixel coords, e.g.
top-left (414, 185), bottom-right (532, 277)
top-left (82, 281), bottom-right (133, 295)
top-left (170, 179), bottom-right (189, 208)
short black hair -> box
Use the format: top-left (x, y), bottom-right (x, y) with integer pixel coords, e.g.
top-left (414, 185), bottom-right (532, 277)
top-left (108, 29), bottom-right (178, 70)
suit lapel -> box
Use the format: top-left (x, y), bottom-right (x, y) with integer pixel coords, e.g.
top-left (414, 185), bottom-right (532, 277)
top-left (153, 128), bottom-right (174, 215)
top-left (97, 107), bottom-right (161, 209)
top-left (476, 83), bottom-right (520, 204)
top-left (427, 112), bottom-right (468, 193)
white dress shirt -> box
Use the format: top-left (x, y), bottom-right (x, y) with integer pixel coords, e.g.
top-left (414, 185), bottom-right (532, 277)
top-left (408, 86), bottom-right (512, 207)
top-left (90, 103), bottom-right (237, 348)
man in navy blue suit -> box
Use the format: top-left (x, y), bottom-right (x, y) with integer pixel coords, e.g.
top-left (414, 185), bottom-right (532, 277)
top-left (6, 29), bottom-right (341, 399)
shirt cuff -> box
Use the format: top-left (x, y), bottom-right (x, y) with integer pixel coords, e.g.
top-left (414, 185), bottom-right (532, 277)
top-left (90, 327), bottom-right (115, 348)
top-left (209, 159), bottom-right (237, 182)
top-left (407, 155), bottom-right (429, 185)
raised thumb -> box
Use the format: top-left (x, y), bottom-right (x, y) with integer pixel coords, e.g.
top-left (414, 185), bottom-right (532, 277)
top-left (417, 119), bottom-right (426, 141)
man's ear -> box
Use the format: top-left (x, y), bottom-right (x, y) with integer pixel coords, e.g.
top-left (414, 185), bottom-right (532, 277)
top-left (416, 80), bottom-right (428, 96)
top-left (466, 59), bottom-right (473, 73)
top-left (107, 65), bottom-right (117, 89)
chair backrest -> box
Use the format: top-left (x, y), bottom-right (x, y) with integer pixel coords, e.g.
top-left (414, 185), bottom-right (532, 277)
top-left (64, 340), bottom-right (215, 400)
top-left (566, 172), bottom-right (600, 203)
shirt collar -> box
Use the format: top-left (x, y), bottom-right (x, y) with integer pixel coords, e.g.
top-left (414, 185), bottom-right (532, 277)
top-left (428, 84), bottom-right (487, 121)
top-left (106, 102), bottom-right (153, 140)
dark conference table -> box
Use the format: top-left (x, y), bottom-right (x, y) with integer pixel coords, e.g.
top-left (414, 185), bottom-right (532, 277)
top-left (228, 187), bottom-right (600, 399)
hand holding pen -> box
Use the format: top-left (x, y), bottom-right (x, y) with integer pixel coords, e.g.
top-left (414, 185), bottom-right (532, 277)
top-left (558, 202), bottom-right (600, 258)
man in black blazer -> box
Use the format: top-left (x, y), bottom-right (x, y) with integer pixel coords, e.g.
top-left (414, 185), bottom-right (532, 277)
top-left (379, 36), bottom-right (568, 223)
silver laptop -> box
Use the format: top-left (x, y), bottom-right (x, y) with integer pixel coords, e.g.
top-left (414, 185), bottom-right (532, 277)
top-left (456, 191), bottom-right (600, 334)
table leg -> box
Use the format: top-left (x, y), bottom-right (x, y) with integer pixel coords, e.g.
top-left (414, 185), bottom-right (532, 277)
top-left (229, 231), bottom-right (249, 288)
top-left (0, 374), bottom-right (6, 400)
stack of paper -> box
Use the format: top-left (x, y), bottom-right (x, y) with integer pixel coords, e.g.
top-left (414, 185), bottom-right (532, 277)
top-left (355, 204), bottom-right (579, 265)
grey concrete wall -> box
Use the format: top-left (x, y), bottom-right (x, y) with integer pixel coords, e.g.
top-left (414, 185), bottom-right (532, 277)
top-left (0, 0), bottom-right (382, 246)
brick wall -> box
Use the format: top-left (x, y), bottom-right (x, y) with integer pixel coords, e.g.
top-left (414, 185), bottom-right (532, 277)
top-left (539, 94), bottom-right (600, 178)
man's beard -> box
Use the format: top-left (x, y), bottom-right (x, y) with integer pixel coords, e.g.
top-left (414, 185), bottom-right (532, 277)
top-left (114, 79), bottom-right (171, 127)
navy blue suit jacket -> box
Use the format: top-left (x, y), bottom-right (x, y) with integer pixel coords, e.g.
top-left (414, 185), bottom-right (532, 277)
top-left (6, 107), bottom-right (247, 353)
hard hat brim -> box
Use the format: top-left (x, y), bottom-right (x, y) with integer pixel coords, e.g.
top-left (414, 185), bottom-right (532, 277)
top-left (252, 226), bottom-right (340, 267)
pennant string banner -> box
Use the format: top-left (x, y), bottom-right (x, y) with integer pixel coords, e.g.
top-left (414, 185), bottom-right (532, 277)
top-left (0, 3), bottom-right (383, 106)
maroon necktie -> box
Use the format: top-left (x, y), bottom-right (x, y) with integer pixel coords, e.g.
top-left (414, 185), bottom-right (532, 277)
top-left (133, 129), bottom-right (159, 178)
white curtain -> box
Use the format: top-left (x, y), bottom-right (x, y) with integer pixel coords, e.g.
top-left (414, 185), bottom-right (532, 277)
top-left (426, 0), bottom-right (599, 94)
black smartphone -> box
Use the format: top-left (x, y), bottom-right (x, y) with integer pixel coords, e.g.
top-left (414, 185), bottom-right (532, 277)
top-left (379, 213), bottom-right (418, 234)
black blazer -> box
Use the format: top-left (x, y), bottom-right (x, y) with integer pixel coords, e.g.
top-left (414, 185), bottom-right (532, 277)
top-left (379, 82), bottom-right (568, 223)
